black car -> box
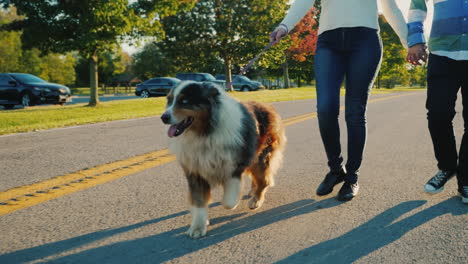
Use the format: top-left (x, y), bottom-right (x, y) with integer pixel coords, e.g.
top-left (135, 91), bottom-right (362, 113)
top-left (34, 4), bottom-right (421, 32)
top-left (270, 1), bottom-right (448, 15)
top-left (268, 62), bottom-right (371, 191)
top-left (135, 77), bottom-right (181, 97)
top-left (0, 73), bottom-right (72, 109)
top-left (215, 74), bottom-right (265, 91)
top-left (175, 73), bottom-right (226, 89)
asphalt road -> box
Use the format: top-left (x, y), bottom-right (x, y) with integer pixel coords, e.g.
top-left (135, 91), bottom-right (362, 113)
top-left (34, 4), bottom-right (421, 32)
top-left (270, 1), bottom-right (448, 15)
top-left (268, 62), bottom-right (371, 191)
top-left (68, 95), bottom-right (140, 105)
top-left (0, 95), bottom-right (140, 110)
top-left (0, 91), bottom-right (466, 264)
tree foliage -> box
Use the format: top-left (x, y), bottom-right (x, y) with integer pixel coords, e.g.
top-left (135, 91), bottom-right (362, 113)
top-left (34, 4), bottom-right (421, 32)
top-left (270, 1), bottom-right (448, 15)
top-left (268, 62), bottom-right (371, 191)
top-left (287, 8), bottom-right (319, 62)
top-left (75, 47), bottom-right (131, 87)
top-left (378, 16), bottom-right (413, 88)
top-left (0, 8), bottom-right (76, 85)
top-left (132, 42), bottom-right (176, 80)
top-left (159, 0), bottom-right (289, 90)
top-left (1, 0), bottom-right (196, 105)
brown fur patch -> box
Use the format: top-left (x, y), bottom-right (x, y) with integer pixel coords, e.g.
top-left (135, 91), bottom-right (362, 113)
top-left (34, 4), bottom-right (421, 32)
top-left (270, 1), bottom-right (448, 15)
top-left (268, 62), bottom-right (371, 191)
top-left (172, 107), bottom-right (210, 135)
top-left (183, 166), bottom-right (211, 207)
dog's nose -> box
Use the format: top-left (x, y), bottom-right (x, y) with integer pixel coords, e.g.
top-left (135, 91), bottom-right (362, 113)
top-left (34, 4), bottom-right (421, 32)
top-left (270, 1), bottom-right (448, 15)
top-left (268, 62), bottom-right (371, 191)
top-left (161, 113), bottom-right (171, 124)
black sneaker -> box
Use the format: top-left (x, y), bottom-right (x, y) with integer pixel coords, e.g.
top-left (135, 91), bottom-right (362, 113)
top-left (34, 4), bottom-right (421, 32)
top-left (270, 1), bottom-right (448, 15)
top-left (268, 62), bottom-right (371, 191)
top-left (316, 169), bottom-right (345, 196)
top-left (337, 182), bottom-right (359, 201)
top-left (459, 186), bottom-right (468, 204)
top-left (424, 170), bottom-right (456, 194)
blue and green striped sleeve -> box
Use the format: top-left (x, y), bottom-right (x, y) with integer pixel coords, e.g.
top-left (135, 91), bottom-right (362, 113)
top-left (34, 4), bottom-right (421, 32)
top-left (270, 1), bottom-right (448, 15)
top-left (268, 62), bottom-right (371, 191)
top-left (407, 0), bottom-right (427, 47)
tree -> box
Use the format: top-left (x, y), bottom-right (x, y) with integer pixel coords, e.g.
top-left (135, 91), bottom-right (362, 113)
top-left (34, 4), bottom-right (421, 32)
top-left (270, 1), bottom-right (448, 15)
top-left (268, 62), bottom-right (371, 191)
top-left (377, 15), bottom-right (408, 88)
top-left (256, 0), bottom-right (321, 88)
top-left (0, 8), bottom-right (21, 73)
top-left (160, 0), bottom-right (289, 91)
top-left (75, 47), bottom-right (132, 87)
top-left (1, 0), bottom-right (196, 106)
top-left (0, 8), bottom-right (76, 85)
top-left (132, 42), bottom-right (176, 80)
top-left (283, 6), bottom-right (320, 87)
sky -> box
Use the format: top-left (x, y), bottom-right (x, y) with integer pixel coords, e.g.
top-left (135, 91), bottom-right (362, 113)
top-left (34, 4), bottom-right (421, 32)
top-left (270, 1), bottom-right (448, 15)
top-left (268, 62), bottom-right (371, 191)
top-left (122, 0), bottom-right (433, 55)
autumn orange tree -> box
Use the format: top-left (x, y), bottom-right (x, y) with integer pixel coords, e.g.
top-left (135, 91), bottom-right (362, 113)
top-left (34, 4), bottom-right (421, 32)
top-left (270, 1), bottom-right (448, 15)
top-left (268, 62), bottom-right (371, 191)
top-left (282, 6), bottom-right (320, 88)
top-left (287, 7), bottom-right (319, 62)
top-left (260, 2), bottom-right (320, 88)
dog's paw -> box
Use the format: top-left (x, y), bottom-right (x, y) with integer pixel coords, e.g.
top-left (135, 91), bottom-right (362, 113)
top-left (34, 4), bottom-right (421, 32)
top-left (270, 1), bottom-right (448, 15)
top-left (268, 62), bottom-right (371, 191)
top-left (187, 224), bottom-right (207, 239)
top-left (223, 198), bottom-right (239, 210)
top-left (248, 196), bottom-right (264, 210)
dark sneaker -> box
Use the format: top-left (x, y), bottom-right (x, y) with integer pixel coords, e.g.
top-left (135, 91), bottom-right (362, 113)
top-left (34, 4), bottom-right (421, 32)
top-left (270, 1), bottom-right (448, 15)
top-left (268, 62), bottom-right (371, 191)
top-left (459, 186), bottom-right (468, 204)
top-left (424, 170), bottom-right (456, 194)
top-left (316, 169), bottom-right (345, 196)
top-left (337, 182), bottom-right (359, 201)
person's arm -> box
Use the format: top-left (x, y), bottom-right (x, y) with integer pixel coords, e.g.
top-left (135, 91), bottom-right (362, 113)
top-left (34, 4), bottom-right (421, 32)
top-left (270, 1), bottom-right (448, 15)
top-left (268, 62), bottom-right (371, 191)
top-left (271, 0), bottom-right (316, 44)
top-left (406, 0), bottom-right (428, 65)
top-left (380, 0), bottom-right (408, 48)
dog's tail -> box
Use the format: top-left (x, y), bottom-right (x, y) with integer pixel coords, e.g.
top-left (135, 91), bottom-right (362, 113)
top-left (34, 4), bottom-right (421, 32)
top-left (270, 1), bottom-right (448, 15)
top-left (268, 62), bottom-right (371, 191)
top-left (248, 101), bottom-right (287, 187)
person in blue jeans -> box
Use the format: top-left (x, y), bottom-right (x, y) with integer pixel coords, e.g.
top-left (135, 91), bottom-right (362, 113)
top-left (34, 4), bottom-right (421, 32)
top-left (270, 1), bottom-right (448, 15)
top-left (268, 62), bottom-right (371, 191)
top-left (271, 0), bottom-right (407, 201)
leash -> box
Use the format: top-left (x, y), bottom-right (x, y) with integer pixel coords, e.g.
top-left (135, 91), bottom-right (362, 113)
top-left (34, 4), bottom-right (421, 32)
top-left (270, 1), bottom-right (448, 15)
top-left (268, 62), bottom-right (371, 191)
top-left (226, 38), bottom-right (275, 90)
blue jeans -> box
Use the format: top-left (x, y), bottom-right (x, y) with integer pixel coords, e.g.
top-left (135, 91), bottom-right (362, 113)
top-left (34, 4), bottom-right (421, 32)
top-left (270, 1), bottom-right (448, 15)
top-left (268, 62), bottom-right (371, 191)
top-left (314, 27), bottom-right (382, 183)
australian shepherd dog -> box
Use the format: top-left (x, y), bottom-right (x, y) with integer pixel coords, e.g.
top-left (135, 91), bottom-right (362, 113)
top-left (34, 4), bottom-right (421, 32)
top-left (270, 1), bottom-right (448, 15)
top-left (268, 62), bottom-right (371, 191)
top-left (161, 81), bottom-right (286, 238)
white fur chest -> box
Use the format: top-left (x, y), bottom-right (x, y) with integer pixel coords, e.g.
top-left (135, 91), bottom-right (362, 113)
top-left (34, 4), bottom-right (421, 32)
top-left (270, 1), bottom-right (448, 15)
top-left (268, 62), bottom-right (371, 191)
top-left (169, 132), bottom-right (240, 185)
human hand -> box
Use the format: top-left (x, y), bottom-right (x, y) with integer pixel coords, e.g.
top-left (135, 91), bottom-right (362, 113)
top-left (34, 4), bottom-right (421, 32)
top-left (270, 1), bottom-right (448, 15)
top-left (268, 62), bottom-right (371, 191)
top-left (407, 43), bottom-right (427, 65)
top-left (270, 25), bottom-right (288, 45)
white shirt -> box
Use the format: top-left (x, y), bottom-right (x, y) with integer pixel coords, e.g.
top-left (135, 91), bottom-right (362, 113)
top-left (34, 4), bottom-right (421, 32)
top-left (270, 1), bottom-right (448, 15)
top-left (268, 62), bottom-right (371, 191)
top-left (279, 0), bottom-right (408, 47)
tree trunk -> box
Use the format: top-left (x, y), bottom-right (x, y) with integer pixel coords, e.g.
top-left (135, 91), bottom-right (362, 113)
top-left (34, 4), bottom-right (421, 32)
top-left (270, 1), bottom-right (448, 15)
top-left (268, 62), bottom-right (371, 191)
top-left (282, 60), bottom-right (290, 88)
top-left (224, 57), bottom-right (233, 92)
top-left (88, 53), bottom-right (99, 106)
top-left (377, 74), bottom-right (381, 89)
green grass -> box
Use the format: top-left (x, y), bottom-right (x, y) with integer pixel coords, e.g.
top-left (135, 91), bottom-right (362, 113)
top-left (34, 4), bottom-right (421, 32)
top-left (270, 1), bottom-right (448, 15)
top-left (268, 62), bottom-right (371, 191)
top-left (0, 86), bottom-right (425, 135)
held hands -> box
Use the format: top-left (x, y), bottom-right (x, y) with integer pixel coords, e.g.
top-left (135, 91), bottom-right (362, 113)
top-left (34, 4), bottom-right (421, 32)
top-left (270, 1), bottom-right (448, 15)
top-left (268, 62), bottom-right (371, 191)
top-left (270, 26), bottom-right (288, 45)
top-left (406, 43), bottom-right (427, 66)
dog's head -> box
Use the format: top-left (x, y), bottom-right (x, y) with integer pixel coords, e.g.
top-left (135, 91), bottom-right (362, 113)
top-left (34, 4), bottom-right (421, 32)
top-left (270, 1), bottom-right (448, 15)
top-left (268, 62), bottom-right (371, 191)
top-left (161, 81), bottom-right (222, 137)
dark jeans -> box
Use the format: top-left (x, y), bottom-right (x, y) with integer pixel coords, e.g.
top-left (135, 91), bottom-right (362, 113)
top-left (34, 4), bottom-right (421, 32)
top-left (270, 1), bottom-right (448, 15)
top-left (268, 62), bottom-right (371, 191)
top-left (314, 27), bottom-right (382, 184)
top-left (427, 53), bottom-right (468, 187)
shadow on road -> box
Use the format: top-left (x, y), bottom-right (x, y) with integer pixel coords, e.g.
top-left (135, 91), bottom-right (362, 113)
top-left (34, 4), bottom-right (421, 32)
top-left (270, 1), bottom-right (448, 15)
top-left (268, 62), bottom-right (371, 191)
top-left (0, 197), bottom-right (464, 263)
top-left (276, 197), bottom-right (466, 264)
top-left (0, 198), bottom-right (339, 263)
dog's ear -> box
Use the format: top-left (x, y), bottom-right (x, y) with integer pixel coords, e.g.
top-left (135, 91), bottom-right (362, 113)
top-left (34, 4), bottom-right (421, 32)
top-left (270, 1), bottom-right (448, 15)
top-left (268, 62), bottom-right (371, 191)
top-left (201, 82), bottom-right (220, 98)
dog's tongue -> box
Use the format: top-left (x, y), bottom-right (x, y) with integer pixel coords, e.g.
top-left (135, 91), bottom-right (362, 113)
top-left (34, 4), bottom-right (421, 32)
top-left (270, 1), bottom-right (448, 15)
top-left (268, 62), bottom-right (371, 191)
top-left (168, 125), bottom-right (178, 137)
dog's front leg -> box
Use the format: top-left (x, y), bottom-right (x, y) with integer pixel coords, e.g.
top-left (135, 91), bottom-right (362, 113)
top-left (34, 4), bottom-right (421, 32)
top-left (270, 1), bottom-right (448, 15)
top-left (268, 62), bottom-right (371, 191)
top-left (223, 173), bottom-right (242, 209)
top-left (186, 173), bottom-right (211, 239)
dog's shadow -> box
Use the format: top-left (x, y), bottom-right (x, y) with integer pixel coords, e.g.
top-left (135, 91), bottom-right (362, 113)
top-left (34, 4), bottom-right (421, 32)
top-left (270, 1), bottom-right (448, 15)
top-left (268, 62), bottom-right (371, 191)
top-left (0, 198), bottom-right (340, 263)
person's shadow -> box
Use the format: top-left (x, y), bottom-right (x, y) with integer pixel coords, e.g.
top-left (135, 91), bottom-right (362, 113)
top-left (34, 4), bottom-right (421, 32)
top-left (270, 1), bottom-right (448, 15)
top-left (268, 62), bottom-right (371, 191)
top-left (276, 197), bottom-right (466, 264)
top-left (0, 197), bottom-right (464, 263)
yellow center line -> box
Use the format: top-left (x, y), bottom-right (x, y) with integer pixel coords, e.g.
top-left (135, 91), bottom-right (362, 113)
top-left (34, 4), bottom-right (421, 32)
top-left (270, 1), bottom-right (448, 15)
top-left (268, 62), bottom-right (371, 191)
top-left (0, 92), bottom-right (418, 216)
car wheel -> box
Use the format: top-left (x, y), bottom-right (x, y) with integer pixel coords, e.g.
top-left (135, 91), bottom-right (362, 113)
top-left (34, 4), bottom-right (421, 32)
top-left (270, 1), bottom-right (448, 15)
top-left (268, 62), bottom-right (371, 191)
top-left (241, 86), bottom-right (250, 92)
top-left (21, 93), bottom-right (31, 107)
top-left (140, 90), bottom-right (150, 98)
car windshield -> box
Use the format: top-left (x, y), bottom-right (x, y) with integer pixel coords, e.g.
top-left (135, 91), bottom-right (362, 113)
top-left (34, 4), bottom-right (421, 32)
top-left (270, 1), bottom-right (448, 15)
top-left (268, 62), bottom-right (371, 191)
top-left (11, 74), bottom-right (47, 84)
top-left (238, 76), bottom-right (250, 82)
top-left (203, 74), bottom-right (216, 81)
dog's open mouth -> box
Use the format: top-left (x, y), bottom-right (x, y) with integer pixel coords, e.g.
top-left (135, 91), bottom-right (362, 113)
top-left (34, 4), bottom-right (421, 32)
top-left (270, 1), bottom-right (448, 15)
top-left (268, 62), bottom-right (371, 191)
top-left (168, 117), bottom-right (194, 137)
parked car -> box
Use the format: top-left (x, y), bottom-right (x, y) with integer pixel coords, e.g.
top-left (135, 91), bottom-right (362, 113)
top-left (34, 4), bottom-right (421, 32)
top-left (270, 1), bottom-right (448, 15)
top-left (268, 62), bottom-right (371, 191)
top-left (0, 73), bottom-right (71, 109)
top-left (175, 73), bottom-right (226, 89)
top-left (215, 74), bottom-right (265, 91)
top-left (135, 77), bottom-right (181, 98)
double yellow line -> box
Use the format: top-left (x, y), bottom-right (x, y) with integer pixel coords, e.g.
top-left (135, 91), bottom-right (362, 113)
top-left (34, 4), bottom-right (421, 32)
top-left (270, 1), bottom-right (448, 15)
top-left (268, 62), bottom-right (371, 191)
top-left (0, 92), bottom-right (416, 216)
